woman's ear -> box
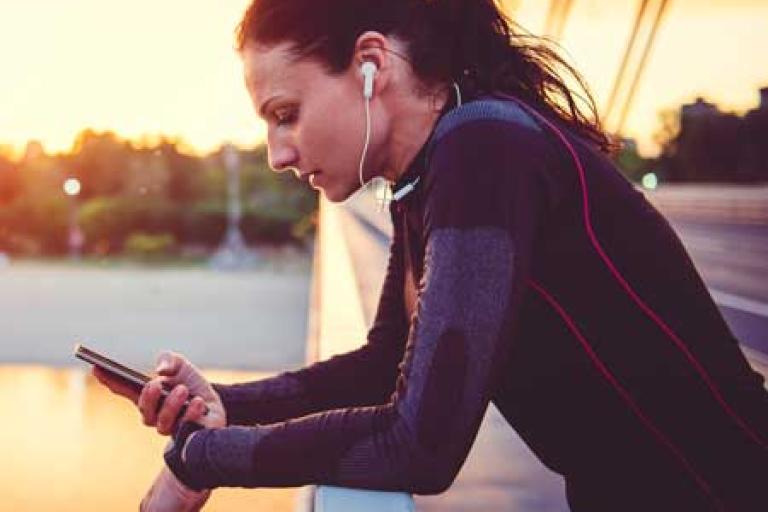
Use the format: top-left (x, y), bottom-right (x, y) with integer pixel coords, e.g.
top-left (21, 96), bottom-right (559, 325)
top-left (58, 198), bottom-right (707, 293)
top-left (352, 31), bottom-right (391, 97)
top-left (361, 61), bottom-right (378, 99)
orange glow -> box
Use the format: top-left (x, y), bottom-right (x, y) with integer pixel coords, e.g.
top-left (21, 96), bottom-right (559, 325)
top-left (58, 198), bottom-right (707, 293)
top-left (0, 0), bottom-right (766, 157)
top-left (0, 366), bottom-right (296, 511)
top-left (0, 0), bottom-right (261, 157)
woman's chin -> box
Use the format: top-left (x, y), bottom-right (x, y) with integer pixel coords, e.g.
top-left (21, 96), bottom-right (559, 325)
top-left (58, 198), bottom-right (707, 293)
top-left (322, 189), bottom-right (350, 203)
top-left (320, 182), bottom-right (357, 203)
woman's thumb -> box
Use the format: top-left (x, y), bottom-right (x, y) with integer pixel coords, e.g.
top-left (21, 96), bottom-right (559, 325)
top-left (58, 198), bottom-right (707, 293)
top-left (155, 352), bottom-right (179, 375)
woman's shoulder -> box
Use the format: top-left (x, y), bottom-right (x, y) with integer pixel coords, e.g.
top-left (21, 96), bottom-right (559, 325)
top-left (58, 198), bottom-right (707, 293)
top-left (418, 97), bottom-right (558, 211)
top-left (422, 96), bottom-right (553, 189)
top-left (429, 96), bottom-right (545, 148)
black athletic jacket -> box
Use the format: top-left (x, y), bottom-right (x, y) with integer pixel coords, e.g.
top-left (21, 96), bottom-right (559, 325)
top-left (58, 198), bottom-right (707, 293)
top-left (166, 97), bottom-right (768, 511)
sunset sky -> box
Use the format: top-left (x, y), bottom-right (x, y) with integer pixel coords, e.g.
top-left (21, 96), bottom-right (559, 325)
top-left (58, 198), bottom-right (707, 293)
top-left (1, 0), bottom-right (766, 157)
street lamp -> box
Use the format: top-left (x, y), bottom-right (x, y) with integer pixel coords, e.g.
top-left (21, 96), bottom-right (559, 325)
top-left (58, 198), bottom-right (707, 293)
top-left (641, 172), bottom-right (659, 191)
top-left (63, 177), bottom-right (84, 259)
top-left (210, 144), bottom-right (258, 269)
top-left (63, 178), bottom-right (81, 197)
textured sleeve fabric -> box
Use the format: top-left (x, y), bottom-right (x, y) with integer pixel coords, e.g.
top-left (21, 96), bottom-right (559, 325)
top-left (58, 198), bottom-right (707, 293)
top-left (212, 218), bottom-right (410, 426)
top-left (167, 114), bottom-right (552, 493)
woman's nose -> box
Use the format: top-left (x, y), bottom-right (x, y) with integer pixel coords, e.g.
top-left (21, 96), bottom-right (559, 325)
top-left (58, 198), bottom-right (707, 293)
top-left (267, 141), bottom-right (299, 173)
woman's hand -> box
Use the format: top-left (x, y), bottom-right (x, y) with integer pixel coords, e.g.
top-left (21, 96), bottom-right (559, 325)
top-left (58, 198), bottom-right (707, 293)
top-left (93, 351), bottom-right (226, 435)
top-left (140, 466), bottom-right (211, 512)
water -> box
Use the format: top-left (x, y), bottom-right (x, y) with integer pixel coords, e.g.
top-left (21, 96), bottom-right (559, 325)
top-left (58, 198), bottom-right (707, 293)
top-left (0, 260), bottom-right (311, 511)
top-left (0, 366), bottom-right (297, 511)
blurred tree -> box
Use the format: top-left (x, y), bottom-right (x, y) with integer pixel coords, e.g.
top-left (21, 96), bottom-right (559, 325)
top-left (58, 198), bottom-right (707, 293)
top-left (612, 139), bottom-right (652, 183)
top-left (240, 146), bottom-right (317, 217)
top-left (64, 130), bottom-right (135, 198)
top-left (653, 108), bottom-right (680, 154)
top-left (123, 231), bottom-right (177, 259)
top-left (78, 197), bottom-right (181, 253)
top-left (123, 148), bottom-right (171, 200)
top-left (0, 153), bottom-right (20, 204)
top-left (0, 135), bottom-right (318, 256)
top-left (0, 194), bottom-right (69, 255)
top-left (0, 149), bottom-right (70, 254)
top-left (155, 139), bottom-right (204, 204)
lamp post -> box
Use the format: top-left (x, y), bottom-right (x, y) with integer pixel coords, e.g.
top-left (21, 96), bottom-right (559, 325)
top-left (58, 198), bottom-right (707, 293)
top-left (63, 177), bottom-right (84, 260)
top-left (210, 144), bottom-right (257, 269)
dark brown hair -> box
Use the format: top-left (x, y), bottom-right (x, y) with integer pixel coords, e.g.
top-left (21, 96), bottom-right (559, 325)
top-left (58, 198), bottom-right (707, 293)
top-left (236, 0), bottom-right (614, 152)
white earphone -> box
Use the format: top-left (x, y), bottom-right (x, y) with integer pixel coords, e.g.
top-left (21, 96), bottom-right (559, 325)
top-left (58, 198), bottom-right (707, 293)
top-left (361, 61), bottom-right (377, 100)
top-left (358, 61), bottom-right (377, 197)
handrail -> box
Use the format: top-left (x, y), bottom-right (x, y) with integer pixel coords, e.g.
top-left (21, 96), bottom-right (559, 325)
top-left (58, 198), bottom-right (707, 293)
top-left (298, 185), bottom-right (768, 512)
top-left (642, 184), bottom-right (768, 224)
top-left (298, 197), bottom-right (414, 512)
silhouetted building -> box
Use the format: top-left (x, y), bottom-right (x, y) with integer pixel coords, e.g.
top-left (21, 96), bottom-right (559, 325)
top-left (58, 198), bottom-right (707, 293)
top-left (681, 97), bottom-right (719, 121)
top-left (741, 87), bottom-right (768, 182)
top-left (659, 88), bottom-right (768, 183)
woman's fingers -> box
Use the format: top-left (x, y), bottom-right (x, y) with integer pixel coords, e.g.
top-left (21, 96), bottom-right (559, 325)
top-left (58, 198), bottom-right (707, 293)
top-left (138, 379), bottom-right (165, 427)
top-left (93, 352), bottom-right (208, 436)
top-left (180, 397), bottom-right (207, 425)
top-left (156, 384), bottom-right (190, 436)
top-left (137, 379), bottom-right (203, 435)
top-left (92, 367), bottom-right (140, 403)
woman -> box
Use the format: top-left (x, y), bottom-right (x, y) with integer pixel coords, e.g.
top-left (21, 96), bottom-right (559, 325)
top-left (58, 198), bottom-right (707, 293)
top-left (96, 1), bottom-right (768, 510)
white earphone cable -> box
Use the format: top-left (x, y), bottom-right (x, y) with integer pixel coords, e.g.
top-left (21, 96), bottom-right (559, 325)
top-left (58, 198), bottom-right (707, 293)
top-left (355, 80), bottom-right (462, 210)
top-left (358, 94), bottom-right (372, 189)
top-left (453, 81), bottom-right (463, 107)
top-left (358, 92), bottom-right (391, 210)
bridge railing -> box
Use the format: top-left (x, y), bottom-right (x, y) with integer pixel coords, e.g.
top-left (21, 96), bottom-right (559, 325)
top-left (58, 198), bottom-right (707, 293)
top-left (643, 184), bottom-right (768, 224)
top-left (296, 196), bottom-right (415, 512)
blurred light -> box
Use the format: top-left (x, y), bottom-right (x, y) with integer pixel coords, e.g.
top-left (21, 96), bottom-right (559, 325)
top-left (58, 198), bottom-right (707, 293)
top-left (0, 366), bottom-right (285, 511)
top-left (641, 172), bottom-right (658, 190)
top-left (63, 178), bottom-right (81, 196)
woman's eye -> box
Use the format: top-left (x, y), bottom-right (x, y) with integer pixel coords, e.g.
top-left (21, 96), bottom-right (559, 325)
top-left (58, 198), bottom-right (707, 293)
top-left (274, 108), bottom-right (297, 127)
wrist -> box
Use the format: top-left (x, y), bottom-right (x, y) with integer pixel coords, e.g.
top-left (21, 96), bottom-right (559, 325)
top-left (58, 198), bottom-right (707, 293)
top-left (181, 431), bottom-right (198, 464)
top-left (166, 467), bottom-right (210, 501)
top-left (209, 383), bottom-right (230, 426)
top-left (164, 422), bottom-right (208, 491)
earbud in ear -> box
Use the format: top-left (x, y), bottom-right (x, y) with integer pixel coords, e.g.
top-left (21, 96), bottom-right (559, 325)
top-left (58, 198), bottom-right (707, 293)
top-left (361, 61), bottom-right (377, 100)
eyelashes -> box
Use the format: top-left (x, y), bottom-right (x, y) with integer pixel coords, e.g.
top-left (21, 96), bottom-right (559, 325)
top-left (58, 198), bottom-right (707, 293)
top-left (274, 106), bottom-right (298, 127)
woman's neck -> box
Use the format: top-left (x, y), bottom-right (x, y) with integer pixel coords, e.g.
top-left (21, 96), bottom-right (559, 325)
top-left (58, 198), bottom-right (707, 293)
top-left (384, 88), bottom-right (450, 183)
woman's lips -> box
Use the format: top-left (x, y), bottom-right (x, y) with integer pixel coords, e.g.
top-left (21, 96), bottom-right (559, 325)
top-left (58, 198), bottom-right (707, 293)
top-left (298, 170), bottom-right (320, 183)
top-left (308, 171), bottom-right (322, 186)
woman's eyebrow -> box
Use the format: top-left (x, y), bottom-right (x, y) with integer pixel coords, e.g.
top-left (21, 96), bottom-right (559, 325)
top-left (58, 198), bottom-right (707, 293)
top-left (259, 96), bottom-right (279, 118)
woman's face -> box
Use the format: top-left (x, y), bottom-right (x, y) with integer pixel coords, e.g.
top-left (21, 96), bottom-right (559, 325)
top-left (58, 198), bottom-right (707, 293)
top-left (243, 43), bottom-right (386, 202)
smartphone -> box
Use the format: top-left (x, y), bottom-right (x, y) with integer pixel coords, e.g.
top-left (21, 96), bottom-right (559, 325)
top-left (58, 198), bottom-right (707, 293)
top-left (74, 343), bottom-right (152, 390)
top-left (74, 343), bottom-right (200, 417)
